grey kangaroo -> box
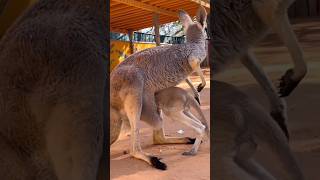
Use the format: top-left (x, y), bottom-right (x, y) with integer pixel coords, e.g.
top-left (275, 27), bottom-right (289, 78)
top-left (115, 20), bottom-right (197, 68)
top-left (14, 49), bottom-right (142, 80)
top-left (110, 7), bottom-right (207, 170)
top-left (155, 87), bottom-right (210, 156)
top-left (0, 0), bottom-right (108, 180)
top-left (212, 80), bottom-right (304, 180)
top-left (209, 0), bottom-right (307, 138)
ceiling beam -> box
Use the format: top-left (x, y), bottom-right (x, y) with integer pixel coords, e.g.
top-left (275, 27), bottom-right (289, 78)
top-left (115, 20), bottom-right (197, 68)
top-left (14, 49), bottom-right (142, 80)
top-left (112, 0), bottom-right (178, 17)
top-left (188, 0), bottom-right (210, 8)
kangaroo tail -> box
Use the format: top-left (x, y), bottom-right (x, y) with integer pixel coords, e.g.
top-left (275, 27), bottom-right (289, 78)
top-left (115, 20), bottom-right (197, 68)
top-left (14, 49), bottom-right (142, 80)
top-left (250, 105), bottom-right (304, 180)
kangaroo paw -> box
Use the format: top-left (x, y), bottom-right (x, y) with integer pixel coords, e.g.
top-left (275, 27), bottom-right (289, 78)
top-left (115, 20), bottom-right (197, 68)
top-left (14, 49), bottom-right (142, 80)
top-left (270, 111), bottom-right (290, 140)
top-left (197, 83), bottom-right (205, 92)
top-left (278, 69), bottom-right (302, 97)
top-left (150, 156), bottom-right (167, 170)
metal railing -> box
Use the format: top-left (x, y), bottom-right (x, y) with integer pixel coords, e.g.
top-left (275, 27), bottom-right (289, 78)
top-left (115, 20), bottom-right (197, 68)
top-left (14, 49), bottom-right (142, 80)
top-left (110, 32), bottom-right (185, 44)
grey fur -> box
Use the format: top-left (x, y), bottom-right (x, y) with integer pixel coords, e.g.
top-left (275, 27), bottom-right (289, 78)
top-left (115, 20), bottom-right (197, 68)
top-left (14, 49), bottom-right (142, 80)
top-left (155, 87), bottom-right (210, 155)
top-left (212, 80), bottom-right (304, 180)
top-left (0, 0), bottom-right (107, 179)
top-left (110, 7), bottom-right (208, 169)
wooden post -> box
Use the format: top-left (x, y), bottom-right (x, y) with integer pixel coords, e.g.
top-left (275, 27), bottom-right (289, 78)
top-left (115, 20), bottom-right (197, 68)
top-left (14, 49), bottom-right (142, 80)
top-left (153, 13), bottom-right (160, 46)
top-left (128, 29), bottom-right (134, 54)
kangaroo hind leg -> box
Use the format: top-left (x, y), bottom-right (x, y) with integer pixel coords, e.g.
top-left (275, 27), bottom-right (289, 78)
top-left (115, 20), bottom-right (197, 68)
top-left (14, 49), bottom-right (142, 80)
top-left (152, 110), bottom-right (197, 145)
top-left (124, 88), bottom-right (167, 170)
top-left (168, 110), bottom-right (206, 156)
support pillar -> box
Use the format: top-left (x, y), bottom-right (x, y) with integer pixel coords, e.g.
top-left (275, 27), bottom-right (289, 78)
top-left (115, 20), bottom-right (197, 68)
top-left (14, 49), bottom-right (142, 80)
top-left (128, 29), bottom-right (134, 54)
top-left (153, 13), bottom-right (160, 46)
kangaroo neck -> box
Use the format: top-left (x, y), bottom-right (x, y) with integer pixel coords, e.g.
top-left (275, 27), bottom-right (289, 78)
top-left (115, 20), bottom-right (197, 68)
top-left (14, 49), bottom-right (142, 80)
top-left (186, 38), bottom-right (205, 45)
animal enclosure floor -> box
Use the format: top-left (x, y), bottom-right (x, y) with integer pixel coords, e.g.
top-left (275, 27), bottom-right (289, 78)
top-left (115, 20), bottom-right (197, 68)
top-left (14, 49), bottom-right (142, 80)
top-left (110, 76), bottom-right (210, 180)
top-left (213, 18), bottom-right (320, 180)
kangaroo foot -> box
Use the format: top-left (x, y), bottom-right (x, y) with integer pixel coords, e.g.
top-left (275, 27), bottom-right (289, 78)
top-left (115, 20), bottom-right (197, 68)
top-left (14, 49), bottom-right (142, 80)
top-left (131, 152), bottom-right (167, 170)
top-left (150, 156), bottom-right (167, 170)
top-left (270, 111), bottom-right (290, 140)
top-left (278, 69), bottom-right (303, 97)
top-left (182, 150), bottom-right (197, 156)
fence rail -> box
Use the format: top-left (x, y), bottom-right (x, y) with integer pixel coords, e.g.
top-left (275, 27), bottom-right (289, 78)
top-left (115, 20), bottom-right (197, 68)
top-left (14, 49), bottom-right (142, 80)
top-left (110, 32), bottom-right (185, 44)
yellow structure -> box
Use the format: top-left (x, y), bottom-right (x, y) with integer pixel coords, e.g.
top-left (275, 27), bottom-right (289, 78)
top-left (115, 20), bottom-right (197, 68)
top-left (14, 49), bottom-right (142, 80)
top-left (110, 40), bottom-right (157, 70)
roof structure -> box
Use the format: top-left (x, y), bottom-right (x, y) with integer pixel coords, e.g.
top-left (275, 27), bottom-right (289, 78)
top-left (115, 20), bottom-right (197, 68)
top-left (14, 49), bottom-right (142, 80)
top-left (110, 0), bottom-right (210, 33)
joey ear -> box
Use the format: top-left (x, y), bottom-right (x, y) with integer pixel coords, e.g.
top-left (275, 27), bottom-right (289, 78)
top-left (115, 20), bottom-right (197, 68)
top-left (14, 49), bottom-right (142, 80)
top-left (196, 6), bottom-right (207, 27)
top-left (179, 10), bottom-right (193, 29)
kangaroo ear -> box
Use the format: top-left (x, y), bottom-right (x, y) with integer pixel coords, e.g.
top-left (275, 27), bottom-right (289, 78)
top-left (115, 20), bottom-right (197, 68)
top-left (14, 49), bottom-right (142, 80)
top-left (196, 6), bottom-right (207, 27)
top-left (179, 10), bottom-right (193, 29)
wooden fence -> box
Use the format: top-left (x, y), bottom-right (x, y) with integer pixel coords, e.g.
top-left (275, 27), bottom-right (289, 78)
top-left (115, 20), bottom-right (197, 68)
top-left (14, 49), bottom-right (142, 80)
top-left (289, 0), bottom-right (320, 18)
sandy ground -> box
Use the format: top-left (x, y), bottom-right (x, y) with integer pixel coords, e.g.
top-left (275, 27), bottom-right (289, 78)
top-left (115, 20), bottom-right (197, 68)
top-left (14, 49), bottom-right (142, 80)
top-left (110, 72), bottom-right (210, 180)
top-left (213, 18), bottom-right (320, 180)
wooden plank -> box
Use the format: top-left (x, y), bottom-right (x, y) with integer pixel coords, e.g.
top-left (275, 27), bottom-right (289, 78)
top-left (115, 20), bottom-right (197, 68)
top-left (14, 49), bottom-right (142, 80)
top-left (112, 0), bottom-right (178, 17)
top-left (111, 12), bottom-right (153, 24)
top-left (111, 7), bottom-right (147, 17)
top-left (111, 0), bottom-right (150, 13)
top-left (110, 27), bottom-right (128, 33)
top-left (111, 14), bottom-right (179, 30)
top-left (187, 0), bottom-right (210, 8)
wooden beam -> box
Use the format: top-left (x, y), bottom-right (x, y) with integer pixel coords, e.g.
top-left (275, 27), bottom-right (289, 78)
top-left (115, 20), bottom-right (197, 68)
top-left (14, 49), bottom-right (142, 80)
top-left (110, 27), bottom-right (128, 33)
top-left (153, 13), bottom-right (161, 46)
top-left (128, 30), bottom-right (134, 54)
top-left (112, 0), bottom-right (177, 17)
top-left (187, 0), bottom-right (210, 9)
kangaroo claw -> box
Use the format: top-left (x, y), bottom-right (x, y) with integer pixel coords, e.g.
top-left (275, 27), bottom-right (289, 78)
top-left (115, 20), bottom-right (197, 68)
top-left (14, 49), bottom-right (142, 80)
top-left (195, 96), bottom-right (201, 105)
top-left (278, 69), bottom-right (302, 97)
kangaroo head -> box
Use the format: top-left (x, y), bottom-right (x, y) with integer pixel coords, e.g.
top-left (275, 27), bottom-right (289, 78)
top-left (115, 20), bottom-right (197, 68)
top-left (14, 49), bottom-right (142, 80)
top-left (179, 6), bottom-right (207, 43)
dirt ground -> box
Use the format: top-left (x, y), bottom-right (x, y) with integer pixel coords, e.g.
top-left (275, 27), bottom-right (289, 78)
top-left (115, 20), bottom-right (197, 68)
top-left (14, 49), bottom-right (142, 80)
top-left (110, 18), bottom-right (320, 180)
top-left (213, 18), bottom-right (320, 180)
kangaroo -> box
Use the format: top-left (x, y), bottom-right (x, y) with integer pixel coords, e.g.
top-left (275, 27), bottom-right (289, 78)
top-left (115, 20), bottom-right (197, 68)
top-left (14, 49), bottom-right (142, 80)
top-left (110, 7), bottom-right (207, 170)
top-left (113, 86), bottom-right (210, 156)
top-left (209, 0), bottom-right (307, 139)
top-left (154, 87), bottom-right (210, 156)
top-left (212, 80), bottom-right (304, 180)
top-left (0, 0), bottom-right (107, 180)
